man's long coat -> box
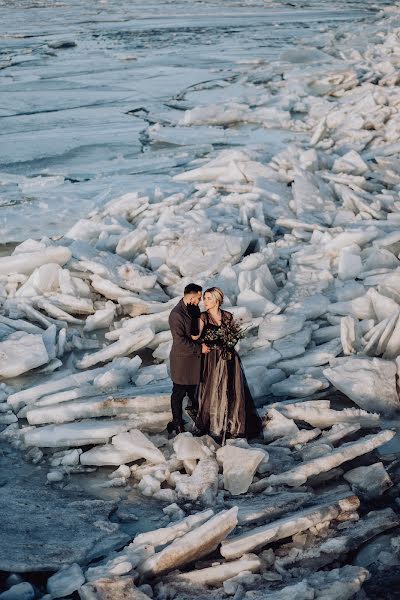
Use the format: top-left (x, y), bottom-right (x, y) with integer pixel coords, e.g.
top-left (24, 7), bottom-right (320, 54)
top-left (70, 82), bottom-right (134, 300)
top-left (169, 299), bottom-right (201, 385)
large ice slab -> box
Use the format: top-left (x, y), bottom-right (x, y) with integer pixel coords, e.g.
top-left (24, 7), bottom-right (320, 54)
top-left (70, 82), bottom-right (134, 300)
top-left (166, 232), bottom-right (251, 277)
top-left (133, 509), bottom-right (213, 548)
top-left (227, 491), bottom-right (313, 525)
top-left (0, 247), bottom-right (71, 276)
top-left (7, 367), bottom-right (109, 411)
top-left (220, 494), bottom-right (358, 560)
top-left (259, 314), bottom-right (306, 341)
top-left (261, 430), bottom-right (395, 488)
top-left (138, 507), bottom-right (238, 577)
top-left (76, 327), bottom-right (155, 369)
top-left (0, 473), bottom-right (129, 572)
top-left (276, 339), bottom-right (342, 374)
top-left (277, 403), bottom-right (380, 429)
top-left (217, 445), bottom-right (266, 495)
top-left (0, 333), bottom-right (49, 378)
top-left (26, 392), bottom-right (171, 425)
top-left (79, 444), bottom-right (137, 467)
top-left (175, 458), bottom-right (219, 506)
top-left (80, 428), bottom-right (166, 466)
top-left (324, 356), bottom-right (400, 415)
top-left (112, 429), bottom-right (166, 464)
top-left (170, 554), bottom-right (261, 587)
top-left (275, 508), bottom-right (399, 570)
top-left (23, 419), bottom-right (131, 448)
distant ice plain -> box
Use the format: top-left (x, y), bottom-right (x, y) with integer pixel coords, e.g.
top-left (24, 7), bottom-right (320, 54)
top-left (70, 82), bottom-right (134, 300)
top-left (0, 0), bottom-right (390, 242)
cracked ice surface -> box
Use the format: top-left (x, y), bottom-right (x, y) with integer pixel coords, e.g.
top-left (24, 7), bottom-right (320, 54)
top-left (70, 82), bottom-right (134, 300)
top-left (0, 0), bottom-right (379, 242)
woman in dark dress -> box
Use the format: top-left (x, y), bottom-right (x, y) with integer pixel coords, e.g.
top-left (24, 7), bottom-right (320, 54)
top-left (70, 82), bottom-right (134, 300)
top-left (192, 287), bottom-right (262, 444)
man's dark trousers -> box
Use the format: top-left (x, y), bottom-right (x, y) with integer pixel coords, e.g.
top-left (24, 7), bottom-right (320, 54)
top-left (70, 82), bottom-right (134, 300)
top-left (169, 298), bottom-right (202, 427)
top-left (171, 383), bottom-right (198, 425)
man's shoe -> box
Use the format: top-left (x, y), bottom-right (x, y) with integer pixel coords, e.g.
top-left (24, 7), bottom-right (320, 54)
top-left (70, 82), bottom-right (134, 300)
top-left (167, 421), bottom-right (185, 435)
top-left (191, 424), bottom-right (204, 437)
top-left (185, 404), bottom-right (198, 421)
top-left (186, 408), bottom-right (198, 421)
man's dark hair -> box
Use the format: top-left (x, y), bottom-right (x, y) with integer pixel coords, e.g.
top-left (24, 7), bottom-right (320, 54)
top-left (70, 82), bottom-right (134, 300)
top-left (184, 283), bottom-right (202, 295)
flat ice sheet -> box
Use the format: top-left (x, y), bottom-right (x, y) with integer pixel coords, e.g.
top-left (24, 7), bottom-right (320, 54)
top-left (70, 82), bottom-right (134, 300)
top-left (0, 0), bottom-right (382, 242)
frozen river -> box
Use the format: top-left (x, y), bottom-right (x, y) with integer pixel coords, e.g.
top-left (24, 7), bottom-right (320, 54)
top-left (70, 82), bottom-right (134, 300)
top-left (0, 0), bottom-right (392, 242)
top-left (2, 3), bottom-right (400, 597)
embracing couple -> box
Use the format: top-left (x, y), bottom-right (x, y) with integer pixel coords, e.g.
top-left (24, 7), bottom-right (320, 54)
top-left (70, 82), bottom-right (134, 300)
top-left (168, 283), bottom-right (262, 444)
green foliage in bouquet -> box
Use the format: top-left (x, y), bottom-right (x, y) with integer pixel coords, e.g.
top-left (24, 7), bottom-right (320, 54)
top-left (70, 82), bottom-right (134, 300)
top-left (202, 318), bottom-right (246, 360)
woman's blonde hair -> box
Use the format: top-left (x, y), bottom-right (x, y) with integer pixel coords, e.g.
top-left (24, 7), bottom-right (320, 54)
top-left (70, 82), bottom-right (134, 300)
top-left (204, 287), bottom-right (224, 307)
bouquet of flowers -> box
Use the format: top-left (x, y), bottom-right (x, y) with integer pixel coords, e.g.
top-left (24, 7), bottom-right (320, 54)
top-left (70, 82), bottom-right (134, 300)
top-left (202, 318), bottom-right (246, 360)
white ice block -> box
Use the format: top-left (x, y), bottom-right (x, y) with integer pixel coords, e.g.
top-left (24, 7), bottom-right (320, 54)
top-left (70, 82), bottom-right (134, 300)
top-left (175, 458), bottom-right (219, 506)
top-left (112, 429), bottom-right (166, 464)
top-left (271, 373), bottom-right (328, 397)
top-left (220, 494), bottom-right (358, 559)
top-left (338, 246), bottom-right (362, 281)
top-left (237, 290), bottom-right (275, 317)
top-left (278, 403), bottom-right (380, 429)
top-left (116, 229), bottom-right (148, 259)
top-left (263, 409), bottom-right (299, 442)
top-left (344, 462), bottom-right (392, 498)
top-left (84, 301), bottom-right (116, 332)
top-left (105, 311), bottom-right (170, 341)
top-left (259, 314), bottom-right (306, 341)
top-left (47, 563), bottom-right (85, 598)
top-left (285, 294), bottom-right (330, 320)
top-left (262, 430), bottom-right (395, 488)
top-left (0, 333), bottom-right (49, 378)
top-left (7, 367), bottom-right (108, 411)
top-left (0, 246), bottom-right (71, 276)
top-left (47, 293), bottom-right (94, 315)
top-left (217, 445), bottom-right (265, 495)
top-left (138, 507), bottom-right (238, 577)
top-left (23, 419), bottom-right (131, 447)
top-left (76, 327), bottom-right (154, 369)
top-left (276, 339), bottom-right (342, 374)
top-left (133, 509), bottom-right (214, 548)
top-left (15, 263), bottom-right (62, 297)
top-left (173, 432), bottom-right (214, 461)
top-left (245, 366), bottom-right (285, 399)
top-left (171, 554), bottom-right (261, 587)
top-left (166, 232), bottom-right (251, 278)
top-left (324, 356), bottom-right (400, 414)
top-left (26, 393), bottom-right (171, 425)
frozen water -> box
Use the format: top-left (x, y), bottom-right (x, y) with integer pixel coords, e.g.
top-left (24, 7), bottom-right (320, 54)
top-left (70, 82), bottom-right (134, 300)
top-left (47, 563), bottom-right (85, 598)
top-left (0, 583), bottom-right (34, 600)
top-left (0, 0), bottom-right (381, 243)
top-left (2, 1), bottom-right (400, 597)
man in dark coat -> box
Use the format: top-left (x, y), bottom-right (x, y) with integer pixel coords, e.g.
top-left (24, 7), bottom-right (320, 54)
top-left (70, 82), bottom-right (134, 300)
top-left (168, 283), bottom-right (209, 433)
